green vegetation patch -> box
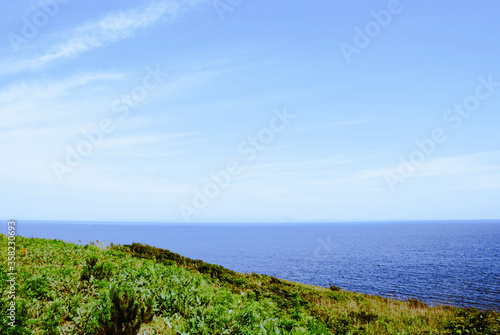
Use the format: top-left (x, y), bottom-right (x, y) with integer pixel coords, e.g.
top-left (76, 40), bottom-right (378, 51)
top-left (1, 234), bottom-right (498, 334)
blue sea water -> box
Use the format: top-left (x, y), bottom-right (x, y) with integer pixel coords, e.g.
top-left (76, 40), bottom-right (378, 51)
top-left (13, 220), bottom-right (500, 310)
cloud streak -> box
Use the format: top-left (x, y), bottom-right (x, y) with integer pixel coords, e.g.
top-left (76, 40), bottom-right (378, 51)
top-left (0, 72), bottom-right (125, 129)
top-left (378, 151), bottom-right (500, 191)
top-left (0, 0), bottom-right (205, 75)
top-left (36, 1), bottom-right (175, 63)
top-left (293, 119), bottom-right (373, 132)
top-left (102, 132), bottom-right (199, 150)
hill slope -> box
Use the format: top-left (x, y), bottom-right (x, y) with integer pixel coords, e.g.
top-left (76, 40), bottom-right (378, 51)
top-left (1, 234), bottom-right (499, 334)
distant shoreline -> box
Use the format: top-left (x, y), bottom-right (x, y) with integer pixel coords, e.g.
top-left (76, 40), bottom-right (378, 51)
top-left (8, 218), bottom-right (500, 225)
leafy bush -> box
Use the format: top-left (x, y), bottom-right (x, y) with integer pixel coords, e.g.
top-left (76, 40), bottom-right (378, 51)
top-left (95, 285), bottom-right (153, 335)
top-left (41, 300), bottom-right (66, 334)
top-left (444, 309), bottom-right (500, 335)
top-left (307, 318), bottom-right (332, 335)
top-left (329, 284), bottom-right (341, 292)
top-left (0, 299), bottom-right (31, 335)
top-left (80, 255), bottom-right (114, 281)
top-left (123, 243), bottom-right (249, 288)
top-left (406, 298), bottom-right (428, 309)
top-left (349, 310), bottom-right (378, 324)
top-left (24, 276), bottom-right (50, 300)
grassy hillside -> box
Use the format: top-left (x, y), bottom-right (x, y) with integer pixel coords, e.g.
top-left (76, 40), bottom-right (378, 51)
top-left (1, 234), bottom-right (499, 334)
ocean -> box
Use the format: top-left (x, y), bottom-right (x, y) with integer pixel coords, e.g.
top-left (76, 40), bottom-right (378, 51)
top-left (13, 220), bottom-right (500, 311)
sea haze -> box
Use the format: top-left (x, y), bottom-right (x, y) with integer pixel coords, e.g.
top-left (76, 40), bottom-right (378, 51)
top-left (17, 220), bottom-right (500, 311)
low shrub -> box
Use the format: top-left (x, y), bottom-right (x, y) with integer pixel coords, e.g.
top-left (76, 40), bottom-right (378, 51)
top-left (80, 255), bottom-right (114, 281)
top-left (444, 308), bottom-right (500, 335)
top-left (406, 298), bottom-right (428, 309)
top-left (95, 285), bottom-right (153, 335)
top-left (24, 276), bottom-right (50, 300)
top-left (329, 284), bottom-right (342, 292)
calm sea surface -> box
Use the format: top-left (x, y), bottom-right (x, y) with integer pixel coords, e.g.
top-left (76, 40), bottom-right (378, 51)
top-left (15, 220), bottom-right (500, 310)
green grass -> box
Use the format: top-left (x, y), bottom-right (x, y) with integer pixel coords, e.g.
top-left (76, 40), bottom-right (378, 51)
top-left (1, 234), bottom-right (499, 334)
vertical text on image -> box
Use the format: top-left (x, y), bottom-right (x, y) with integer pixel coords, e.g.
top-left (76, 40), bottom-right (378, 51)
top-left (6, 220), bottom-right (17, 327)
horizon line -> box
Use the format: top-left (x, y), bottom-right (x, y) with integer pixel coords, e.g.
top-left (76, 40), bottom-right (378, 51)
top-left (4, 218), bottom-right (500, 225)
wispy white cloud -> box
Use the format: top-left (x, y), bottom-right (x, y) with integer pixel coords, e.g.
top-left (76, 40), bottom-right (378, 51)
top-left (378, 151), bottom-right (500, 191)
top-left (36, 2), bottom-right (175, 63)
top-left (102, 132), bottom-right (199, 149)
top-left (293, 119), bottom-right (373, 132)
top-left (415, 152), bottom-right (500, 190)
top-left (0, 72), bottom-right (125, 129)
top-left (0, 72), bottom-right (123, 102)
top-left (221, 150), bottom-right (387, 197)
top-left (0, 0), bottom-right (206, 75)
top-left (223, 151), bottom-right (500, 202)
top-left (0, 72), bottom-right (127, 186)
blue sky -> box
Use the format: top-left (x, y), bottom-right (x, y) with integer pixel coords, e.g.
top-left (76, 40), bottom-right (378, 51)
top-left (1, 0), bottom-right (499, 222)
